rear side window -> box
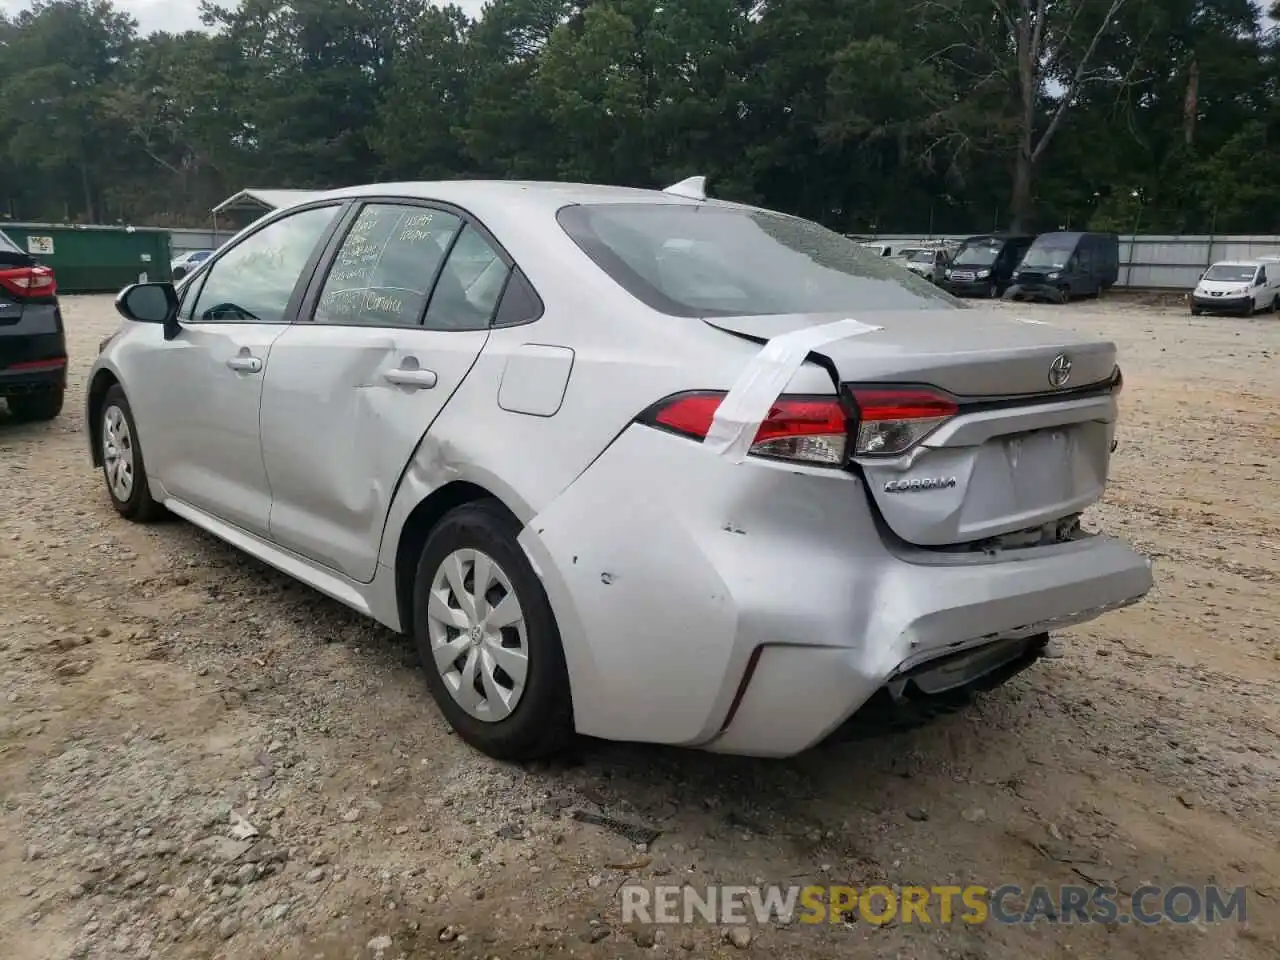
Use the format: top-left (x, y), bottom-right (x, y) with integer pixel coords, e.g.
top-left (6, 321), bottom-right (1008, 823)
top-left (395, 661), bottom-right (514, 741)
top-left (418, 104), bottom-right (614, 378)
top-left (557, 203), bottom-right (960, 317)
top-left (314, 204), bottom-right (462, 327)
top-left (422, 226), bottom-right (510, 331)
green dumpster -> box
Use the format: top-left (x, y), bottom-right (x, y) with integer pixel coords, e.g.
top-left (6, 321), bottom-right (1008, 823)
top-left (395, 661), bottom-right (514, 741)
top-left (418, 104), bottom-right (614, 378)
top-left (0, 223), bottom-right (173, 293)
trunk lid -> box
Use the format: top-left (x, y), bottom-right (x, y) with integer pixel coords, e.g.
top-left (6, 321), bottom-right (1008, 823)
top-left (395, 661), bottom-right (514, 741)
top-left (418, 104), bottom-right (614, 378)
top-left (703, 309), bottom-right (1120, 547)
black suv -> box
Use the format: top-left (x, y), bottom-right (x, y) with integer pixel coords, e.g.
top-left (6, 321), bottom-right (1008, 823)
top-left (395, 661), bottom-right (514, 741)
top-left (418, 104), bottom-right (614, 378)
top-left (0, 228), bottom-right (66, 422)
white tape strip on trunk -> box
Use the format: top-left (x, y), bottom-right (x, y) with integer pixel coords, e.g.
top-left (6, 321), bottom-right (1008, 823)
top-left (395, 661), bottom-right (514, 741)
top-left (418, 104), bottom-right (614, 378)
top-left (703, 317), bottom-right (883, 462)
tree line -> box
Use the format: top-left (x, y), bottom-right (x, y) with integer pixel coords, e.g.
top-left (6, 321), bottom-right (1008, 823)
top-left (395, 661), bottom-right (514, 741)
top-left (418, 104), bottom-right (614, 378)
top-left (1, 0), bottom-right (1277, 235)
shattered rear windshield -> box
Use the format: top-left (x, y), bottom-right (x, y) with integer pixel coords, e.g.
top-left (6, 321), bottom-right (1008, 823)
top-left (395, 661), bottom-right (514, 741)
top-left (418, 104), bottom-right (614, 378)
top-left (557, 203), bottom-right (962, 317)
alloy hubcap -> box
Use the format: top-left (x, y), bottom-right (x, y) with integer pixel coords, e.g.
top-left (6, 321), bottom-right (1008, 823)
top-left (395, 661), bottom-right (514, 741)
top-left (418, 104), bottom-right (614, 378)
top-left (102, 405), bottom-right (135, 502)
top-left (426, 548), bottom-right (529, 722)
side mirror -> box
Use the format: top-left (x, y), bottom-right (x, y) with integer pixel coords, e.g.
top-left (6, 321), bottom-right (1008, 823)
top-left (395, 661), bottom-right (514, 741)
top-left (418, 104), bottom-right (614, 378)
top-left (116, 282), bottom-right (180, 337)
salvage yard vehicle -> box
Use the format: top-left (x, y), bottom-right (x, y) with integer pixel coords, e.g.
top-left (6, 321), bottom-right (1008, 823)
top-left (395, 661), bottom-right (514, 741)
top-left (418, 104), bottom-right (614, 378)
top-left (1190, 258), bottom-right (1280, 316)
top-left (85, 179), bottom-right (1153, 761)
top-left (1004, 232), bottom-right (1120, 303)
top-left (170, 249), bottom-right (214, 281)
top-left (940, 233), bottom-right (1036, 298)
top-left (904, 246), bottom-right (951, 284)
top-left (0, 227), bottom-right (66, 421)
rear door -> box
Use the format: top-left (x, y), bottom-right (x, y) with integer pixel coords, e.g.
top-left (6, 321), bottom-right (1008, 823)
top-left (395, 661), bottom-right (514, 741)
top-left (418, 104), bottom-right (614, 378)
top-left (259, 200), bottom-right (511, 582)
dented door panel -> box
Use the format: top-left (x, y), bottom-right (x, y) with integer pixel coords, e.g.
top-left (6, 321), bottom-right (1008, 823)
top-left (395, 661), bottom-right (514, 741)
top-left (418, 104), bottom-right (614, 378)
top-left (259, 324), bottom-right (489, 581)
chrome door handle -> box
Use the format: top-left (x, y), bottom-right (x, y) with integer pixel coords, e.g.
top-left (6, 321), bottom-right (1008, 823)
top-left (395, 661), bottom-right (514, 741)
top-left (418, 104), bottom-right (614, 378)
top-left (226, 356), bottom-right (263, 373)
top-left (384, 368), bottom-right (438, 389)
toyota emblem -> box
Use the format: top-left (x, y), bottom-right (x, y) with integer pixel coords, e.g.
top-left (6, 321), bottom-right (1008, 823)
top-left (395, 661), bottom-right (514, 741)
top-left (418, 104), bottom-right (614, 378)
top-left (1048, 354), bottom-right (1072, 387)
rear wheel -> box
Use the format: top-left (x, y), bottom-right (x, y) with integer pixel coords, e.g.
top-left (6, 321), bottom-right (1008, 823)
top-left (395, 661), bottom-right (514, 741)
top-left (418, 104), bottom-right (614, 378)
top-left (412, 500), bottom-right (574, 761)
top-left (100, 385), bottom-right (165, 521)
top-left (6, 389), bottom-right (64, 422)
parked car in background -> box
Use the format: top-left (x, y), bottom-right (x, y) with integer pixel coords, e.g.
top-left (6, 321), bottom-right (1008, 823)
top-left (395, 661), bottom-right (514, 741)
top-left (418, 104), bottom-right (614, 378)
top-left (859, 242), bottom-right (893, 257)
top-left (1005, 232), bottom-right (1120, 303)
top-left (0, 227), bottom-right (65, 422)
top-left (940, 234), bottom-right (1036, 298)
top-left (86, 179), bottom-right (1151, 761)
top-left (170, 249), bottom-right (214, 281)
top-left (904, 247), bottom-right (951, 284)
top-left (1190, 258), bottom-right (1280, 316)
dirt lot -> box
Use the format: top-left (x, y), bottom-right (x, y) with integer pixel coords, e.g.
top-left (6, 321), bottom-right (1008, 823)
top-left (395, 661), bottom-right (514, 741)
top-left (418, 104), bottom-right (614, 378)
top-left (1, 294), bottom-right (1277, 960)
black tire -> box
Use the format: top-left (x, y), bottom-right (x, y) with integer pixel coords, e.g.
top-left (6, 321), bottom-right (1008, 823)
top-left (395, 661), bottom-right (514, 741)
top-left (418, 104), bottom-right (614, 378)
top-left (172, 267), bottom-right (187, 282)
top-left (411, 500), bottom-right (574, 761)
top-left (99, 384), bottom-right (165, 521)
top-left (1190, 306), bottom-right (1202, 316)
top-left (987, 283), bottom-right (1000, 298)
top-left (6, 389), bottom-right (64, 422)
top-left (1244, 299), bottom-right (1255, 317)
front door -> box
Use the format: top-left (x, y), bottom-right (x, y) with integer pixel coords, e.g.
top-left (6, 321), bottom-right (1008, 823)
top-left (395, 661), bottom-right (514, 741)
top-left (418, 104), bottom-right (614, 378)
top-left (130, 204), bottom-right (342, 536)
top-left (259, 202), bottom-right (511, 582)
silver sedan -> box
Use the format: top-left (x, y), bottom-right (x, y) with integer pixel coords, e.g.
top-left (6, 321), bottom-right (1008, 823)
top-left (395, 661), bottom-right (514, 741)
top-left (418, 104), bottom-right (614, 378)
top-left (86, 178), bottom-right (1153, 760)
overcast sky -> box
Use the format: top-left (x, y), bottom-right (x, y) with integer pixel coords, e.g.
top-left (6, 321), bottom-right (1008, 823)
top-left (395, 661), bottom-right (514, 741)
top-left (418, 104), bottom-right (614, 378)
top-left (1, 0), bottom-right (489, 34)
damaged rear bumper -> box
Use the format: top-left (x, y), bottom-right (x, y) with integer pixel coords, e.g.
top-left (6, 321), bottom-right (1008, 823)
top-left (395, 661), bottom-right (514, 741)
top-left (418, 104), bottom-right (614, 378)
top-left (518, 425), bottom-right (1153, 758)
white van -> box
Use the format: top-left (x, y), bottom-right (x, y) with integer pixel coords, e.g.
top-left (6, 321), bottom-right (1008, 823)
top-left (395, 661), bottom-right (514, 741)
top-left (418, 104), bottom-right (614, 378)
top-left (1191, 257), bottom-right (1280, 316)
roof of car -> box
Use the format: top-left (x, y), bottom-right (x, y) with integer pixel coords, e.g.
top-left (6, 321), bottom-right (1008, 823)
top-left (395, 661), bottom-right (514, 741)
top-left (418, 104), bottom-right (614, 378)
top-left (297, 180), bottom-right (757, 218)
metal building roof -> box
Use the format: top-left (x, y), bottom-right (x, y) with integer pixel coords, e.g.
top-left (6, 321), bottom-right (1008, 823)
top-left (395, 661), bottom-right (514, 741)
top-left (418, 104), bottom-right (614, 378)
top-left (211, 188), bottom-right (322, 216)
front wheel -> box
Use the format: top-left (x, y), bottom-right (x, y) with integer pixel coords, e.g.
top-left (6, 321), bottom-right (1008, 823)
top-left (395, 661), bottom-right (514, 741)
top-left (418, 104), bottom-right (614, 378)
top-left (1244, 298), bottom-right (1255, 317)
top-left (6, 389), bottom-right (63, 422)
top-left (412, 501), bottom-right (574, 761)
top-left (987, 282), bottom-right (1000, 298)
top-left (100, 385), bottom-right (165, 521)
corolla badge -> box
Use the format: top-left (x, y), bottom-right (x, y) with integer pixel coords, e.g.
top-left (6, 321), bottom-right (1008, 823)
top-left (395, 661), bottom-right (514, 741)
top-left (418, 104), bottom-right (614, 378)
top-left (884, 477), bottom-right (958, 493)
top-left (1048, 353), bottom-right (1073, 387)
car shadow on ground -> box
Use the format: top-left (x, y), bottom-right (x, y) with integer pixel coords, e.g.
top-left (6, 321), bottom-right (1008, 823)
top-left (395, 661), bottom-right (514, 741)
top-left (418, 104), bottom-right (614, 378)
top-left (163, 513), bottom-right (1047, 834)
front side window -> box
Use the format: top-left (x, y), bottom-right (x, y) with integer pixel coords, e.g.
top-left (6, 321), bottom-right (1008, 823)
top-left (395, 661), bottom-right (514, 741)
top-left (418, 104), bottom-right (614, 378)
top-left (314, 204), bottom-right (463, 327)
top-left (190, 205), bottom-right (339, 323)
top-left (558, 203), bottom-right (960, 317)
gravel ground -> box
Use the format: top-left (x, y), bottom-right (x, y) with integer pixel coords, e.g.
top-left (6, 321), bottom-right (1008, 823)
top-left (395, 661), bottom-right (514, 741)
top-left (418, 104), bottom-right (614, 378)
top-left (1, 294), bottom-right (1277, 960)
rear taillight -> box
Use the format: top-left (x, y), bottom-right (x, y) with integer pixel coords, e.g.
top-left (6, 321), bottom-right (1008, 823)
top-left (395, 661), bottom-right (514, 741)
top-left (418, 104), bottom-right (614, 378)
top-left (642, 391), bottom-right (850, 465)
top-left (847, 387), bottom-right (958, 457)
top-left (0, 265), bottom-right (56, 299)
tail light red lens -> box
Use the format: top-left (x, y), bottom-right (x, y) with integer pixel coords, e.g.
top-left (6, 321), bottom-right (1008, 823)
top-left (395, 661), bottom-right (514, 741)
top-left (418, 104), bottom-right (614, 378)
top-left (644, 391), bottom-right (850, 466)
top-left (0, 265), bottom-right (57, 299)
top-left (847, 387), bottom-right (958, 457)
